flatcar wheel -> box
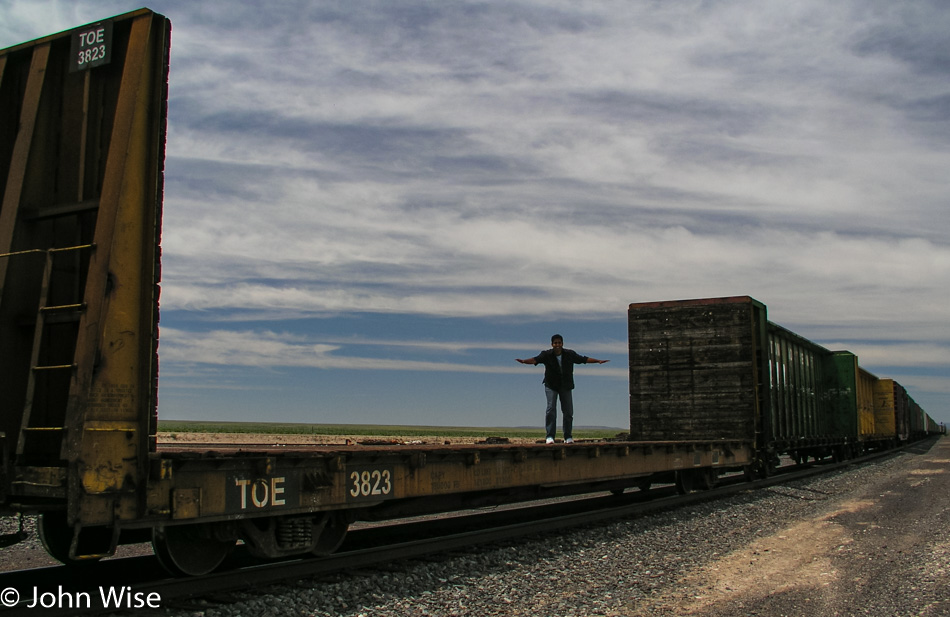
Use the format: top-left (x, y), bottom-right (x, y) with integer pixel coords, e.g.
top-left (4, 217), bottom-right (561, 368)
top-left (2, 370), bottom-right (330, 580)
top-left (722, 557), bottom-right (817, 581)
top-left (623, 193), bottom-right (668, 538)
top-left (675, 470), bottom-right (695, 494)
top-left (755, 454), bottom-right (775, 479)
top-left (152, 524), bottom-right (234, 577)
top-left (38, 512), bottom-right (107, 565)
top-left (697, 468), bottom-right (716, 491)
top-left (39, 512), bottom-right (76, 564)
top-left (743, 465), bottom-right (756, 482)
top-left (312, 513), bottom-right (349, 556)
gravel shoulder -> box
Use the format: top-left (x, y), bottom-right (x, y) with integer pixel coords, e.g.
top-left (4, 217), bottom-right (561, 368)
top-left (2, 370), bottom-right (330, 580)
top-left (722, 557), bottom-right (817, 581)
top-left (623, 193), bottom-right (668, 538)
top-left (629, 437), bottom-right (950, 617)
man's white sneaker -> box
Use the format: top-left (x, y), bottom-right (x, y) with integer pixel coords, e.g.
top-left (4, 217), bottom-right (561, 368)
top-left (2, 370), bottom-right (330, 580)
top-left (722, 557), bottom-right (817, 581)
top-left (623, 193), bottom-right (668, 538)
top-left (545, 437), bottom-right (555, 444)
top-left (565, 438), bottom-right (574, 444)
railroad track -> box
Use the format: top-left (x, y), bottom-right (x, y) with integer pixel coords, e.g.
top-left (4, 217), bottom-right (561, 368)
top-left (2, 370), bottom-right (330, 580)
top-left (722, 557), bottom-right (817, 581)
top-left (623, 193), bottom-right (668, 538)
top-left (0, 449), bottom-right (902, 616)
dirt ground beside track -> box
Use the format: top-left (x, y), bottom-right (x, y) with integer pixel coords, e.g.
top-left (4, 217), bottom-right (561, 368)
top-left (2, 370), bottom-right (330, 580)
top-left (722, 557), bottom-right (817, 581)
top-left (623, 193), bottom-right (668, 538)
top-left (629, 437), bottom-right (950, 617)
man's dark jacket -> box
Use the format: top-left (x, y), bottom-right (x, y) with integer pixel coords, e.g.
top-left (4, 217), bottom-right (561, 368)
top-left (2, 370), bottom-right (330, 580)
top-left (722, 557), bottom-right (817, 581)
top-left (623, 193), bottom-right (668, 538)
top-left (532, 348), bottom-right (589, 391)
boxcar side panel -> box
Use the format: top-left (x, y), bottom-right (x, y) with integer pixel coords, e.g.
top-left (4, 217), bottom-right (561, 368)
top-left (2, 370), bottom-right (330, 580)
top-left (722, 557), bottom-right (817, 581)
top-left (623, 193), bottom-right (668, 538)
top-left (766, 324), bottom-right (830, 442)
top-left (872, 378), bottom-right (898, 441)
top-left (892, 381), bottom-right (910, 442)
top-left (823, 352), bottom-right (859, 440)
top-left (856, 367), bottom-right (880, 440)
top-left (908, 395), bottom-right (925, 438)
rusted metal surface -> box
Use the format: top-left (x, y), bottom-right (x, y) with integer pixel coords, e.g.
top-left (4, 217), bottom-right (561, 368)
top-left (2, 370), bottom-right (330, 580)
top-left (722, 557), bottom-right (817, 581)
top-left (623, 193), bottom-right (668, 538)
top-left (137, 439), bottom-right (753, 525)
top-left (0, 10), bottom-right (170, 532)
top-left (857, 365), bottom-right (880, 439)
top-left (874, 378), bottom-right (901, 440)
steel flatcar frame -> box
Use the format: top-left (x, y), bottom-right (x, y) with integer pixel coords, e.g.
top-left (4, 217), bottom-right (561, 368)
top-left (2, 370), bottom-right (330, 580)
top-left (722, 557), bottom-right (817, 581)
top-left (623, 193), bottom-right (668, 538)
top-left (151, 440), bottom-right (746, 528)
top-left (143, 437), bottom-right (749, 571)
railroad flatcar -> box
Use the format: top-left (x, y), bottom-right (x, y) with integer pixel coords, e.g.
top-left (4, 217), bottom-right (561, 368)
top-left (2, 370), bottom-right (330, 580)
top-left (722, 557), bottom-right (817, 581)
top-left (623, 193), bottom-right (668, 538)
top-left (0, 10), bottom-right (941, 577)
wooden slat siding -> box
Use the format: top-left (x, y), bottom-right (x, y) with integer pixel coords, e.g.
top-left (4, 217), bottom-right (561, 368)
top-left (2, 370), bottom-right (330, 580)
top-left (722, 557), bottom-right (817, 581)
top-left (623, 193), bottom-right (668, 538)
top-left (628, 298), bottom-right (758, 442)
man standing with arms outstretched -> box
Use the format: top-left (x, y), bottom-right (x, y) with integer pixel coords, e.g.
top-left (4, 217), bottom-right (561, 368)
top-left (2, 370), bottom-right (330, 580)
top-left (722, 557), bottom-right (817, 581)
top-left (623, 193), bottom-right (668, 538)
top-left (516, 335), bottom-right (609, 444)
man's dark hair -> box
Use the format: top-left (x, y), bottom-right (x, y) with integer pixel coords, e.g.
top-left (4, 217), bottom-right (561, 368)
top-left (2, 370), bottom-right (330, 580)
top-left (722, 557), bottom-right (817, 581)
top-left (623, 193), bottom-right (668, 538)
top-left (551, 334), bottom-right (563, 344)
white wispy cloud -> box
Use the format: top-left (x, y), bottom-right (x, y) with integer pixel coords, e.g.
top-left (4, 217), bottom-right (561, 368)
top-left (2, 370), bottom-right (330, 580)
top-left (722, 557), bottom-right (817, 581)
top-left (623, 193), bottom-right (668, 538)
top-left (159, 328), bottom-right (629, 377)
top-left (4, 0), bottom-right (947, 423)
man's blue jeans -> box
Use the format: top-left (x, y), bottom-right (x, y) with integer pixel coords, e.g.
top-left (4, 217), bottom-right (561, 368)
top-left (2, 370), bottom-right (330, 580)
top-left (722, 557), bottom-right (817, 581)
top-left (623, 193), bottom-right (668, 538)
top-left (544, 386), bottom-right (573, 441)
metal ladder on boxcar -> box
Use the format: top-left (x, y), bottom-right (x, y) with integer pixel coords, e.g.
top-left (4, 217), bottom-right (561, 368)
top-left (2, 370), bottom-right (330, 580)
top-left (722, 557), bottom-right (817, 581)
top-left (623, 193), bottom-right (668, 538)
top-left (4, 241), bottom-right (96, 469)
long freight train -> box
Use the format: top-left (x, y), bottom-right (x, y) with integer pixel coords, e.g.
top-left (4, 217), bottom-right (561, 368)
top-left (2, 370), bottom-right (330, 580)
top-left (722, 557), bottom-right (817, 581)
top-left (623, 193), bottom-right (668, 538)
top-left (0, 10), bottom-right (943, 576)
top-left (628, 297), bottom-right (943, 476)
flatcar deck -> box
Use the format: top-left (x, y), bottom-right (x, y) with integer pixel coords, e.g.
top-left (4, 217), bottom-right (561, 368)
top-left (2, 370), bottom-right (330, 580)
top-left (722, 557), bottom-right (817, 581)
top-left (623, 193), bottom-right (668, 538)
top-left (141, 438), bottom-right (753, 531)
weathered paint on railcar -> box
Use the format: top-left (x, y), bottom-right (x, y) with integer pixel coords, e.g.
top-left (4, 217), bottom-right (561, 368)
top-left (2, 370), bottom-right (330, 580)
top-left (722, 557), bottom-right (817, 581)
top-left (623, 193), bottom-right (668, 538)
top-left (139, 441), bottom-right (753, 525)
top-left (827, 353), bottom-right (893, 443)
top-left (826, 351), bottom-right (874, 442)
top-left (766, 323), bottom-right (840, 446)
top-left (0, 10), bottom-right (169, 538)
top-left (873, 379), bottom-right (900, 441)
top-left (908, 394), bottom-right (926, 439)
top-left (822, 352), bottom-right (858, 439)
top-left (627, 296), bottom-right (766, 445)
top-left (857, 366), bottom-right (880, 440)
top-left (925, 415), bottom-right (942, 435)
top-left (892, 381), bottom-right (911, 442)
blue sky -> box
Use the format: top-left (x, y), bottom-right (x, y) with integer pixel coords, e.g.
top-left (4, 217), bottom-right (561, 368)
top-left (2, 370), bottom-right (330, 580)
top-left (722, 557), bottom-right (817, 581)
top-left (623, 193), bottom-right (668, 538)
top-left (2, 1), bottom-right (948, 429)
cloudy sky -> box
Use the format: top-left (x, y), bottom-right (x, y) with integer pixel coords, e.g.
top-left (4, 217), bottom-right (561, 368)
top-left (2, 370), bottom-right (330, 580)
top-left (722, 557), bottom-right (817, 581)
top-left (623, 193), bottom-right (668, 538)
top-left (3, 1), bottom-right (948, 429)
